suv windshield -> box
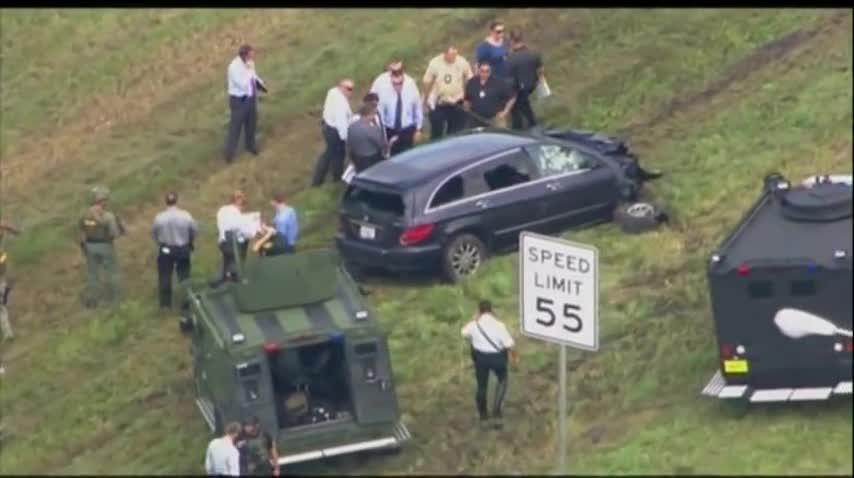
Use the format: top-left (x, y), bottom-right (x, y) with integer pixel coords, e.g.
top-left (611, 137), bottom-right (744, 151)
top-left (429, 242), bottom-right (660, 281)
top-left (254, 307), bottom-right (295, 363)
top-left (344, 185), bottom-right (406, 217)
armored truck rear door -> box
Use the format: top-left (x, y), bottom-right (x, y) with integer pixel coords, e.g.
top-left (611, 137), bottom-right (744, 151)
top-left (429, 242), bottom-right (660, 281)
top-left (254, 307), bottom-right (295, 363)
top-left (346, 336), bottom-right (400, 424)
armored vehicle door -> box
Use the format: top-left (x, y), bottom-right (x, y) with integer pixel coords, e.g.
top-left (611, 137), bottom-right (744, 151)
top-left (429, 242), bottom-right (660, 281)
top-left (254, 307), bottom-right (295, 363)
top-left (346, 336), bottom-right (400, 424)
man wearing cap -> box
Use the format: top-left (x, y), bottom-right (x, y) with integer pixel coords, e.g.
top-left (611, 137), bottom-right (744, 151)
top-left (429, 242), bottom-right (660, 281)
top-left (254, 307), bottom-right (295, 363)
top-left (151, 192), bottom-right (198, 310)
top-left (236, 416), bottom-right (279, 476)
top-left (216, 190), bottom-right (251, 284)
top-left (422, 46), bottom-right (473, 139)
top-left (79, 186), bottom-right (125, 308)
top-left (1, 219), bottom-right (21, 341)
top-left (370, 61), bottom-right (423, 156)
top-left (225, 44), bottom-right (268, 164)
top-left (312, 79), bottom-right (354, 187)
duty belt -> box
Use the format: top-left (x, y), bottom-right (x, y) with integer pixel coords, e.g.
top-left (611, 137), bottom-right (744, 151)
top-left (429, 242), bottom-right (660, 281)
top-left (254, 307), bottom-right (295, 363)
top-left (85, 239), bottom-right (112, 244)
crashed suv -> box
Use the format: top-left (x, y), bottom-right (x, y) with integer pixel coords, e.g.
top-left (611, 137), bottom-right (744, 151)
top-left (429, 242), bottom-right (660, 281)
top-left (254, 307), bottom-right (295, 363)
top-left (336, 127), bottom-right (664, 282)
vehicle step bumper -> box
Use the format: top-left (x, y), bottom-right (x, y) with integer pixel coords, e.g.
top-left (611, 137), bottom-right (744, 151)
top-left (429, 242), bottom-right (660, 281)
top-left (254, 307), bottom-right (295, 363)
top-left (701, 370), bottom-right (852, 403)
top-left (277, 421), bottom-right (411, 467)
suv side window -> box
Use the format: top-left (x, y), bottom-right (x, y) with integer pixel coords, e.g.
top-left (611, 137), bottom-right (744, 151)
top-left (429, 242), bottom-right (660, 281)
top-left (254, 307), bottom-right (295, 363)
top-left (479, 150), bottom-right (537, 192)
top-left (525, 144), bottom-right (595, 177)
top-left (430, 176), bottom-right (464, 209)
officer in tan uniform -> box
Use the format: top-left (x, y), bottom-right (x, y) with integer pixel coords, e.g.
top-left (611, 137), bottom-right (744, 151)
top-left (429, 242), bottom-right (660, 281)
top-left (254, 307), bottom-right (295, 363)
top-left (1, 219), bottom-right (21, 341)
top-left (79, 186), bottom-right (125, 308)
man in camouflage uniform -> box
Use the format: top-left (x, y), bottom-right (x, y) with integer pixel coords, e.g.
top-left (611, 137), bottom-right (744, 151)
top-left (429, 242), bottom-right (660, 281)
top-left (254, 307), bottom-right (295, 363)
top-left (79, 186), bottom-right (125, 308)
top-left (1, 219), bottom-right (21, 341)
top-left (236, 416), bottom-right (279, 476)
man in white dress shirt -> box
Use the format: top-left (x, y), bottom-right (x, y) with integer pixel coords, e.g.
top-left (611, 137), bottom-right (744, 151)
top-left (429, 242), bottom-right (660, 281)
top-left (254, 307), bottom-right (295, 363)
top-left (205, 422), bottom-right (241, 476)
top-left (215, 190), bottom-right (253, 285)
top-left (370, 61), bottom-right (423, 156)
top-left (311, 79), bottom-right (354, 187)
top-left (224, 44), bottom-right (268, 164)
top-left (461, 300), bottom-right (519, 426)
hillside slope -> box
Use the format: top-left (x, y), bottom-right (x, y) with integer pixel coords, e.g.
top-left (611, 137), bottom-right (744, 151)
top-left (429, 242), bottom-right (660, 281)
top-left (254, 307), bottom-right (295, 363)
top-left (0, 8), bottom-right (851, 475)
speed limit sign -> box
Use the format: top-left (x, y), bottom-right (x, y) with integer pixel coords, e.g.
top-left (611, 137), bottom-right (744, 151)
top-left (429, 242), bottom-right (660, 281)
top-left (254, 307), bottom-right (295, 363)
top-left (519, 231), bottom-right (599, 351)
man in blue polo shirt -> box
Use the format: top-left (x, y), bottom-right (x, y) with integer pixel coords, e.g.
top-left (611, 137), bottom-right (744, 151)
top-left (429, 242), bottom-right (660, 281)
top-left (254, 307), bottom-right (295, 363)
top-left (268, 190), bottom-right (299, 255)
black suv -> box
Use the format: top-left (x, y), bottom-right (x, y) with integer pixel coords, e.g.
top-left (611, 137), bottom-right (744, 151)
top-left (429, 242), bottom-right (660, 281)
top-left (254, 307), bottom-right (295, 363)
top-left (336, 128), bottom-right (661, 282)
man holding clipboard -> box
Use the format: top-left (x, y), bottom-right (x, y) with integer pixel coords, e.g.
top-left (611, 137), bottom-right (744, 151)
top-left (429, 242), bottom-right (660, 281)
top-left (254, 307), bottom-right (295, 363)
top-left (215, 190), bottom-right (262, 285)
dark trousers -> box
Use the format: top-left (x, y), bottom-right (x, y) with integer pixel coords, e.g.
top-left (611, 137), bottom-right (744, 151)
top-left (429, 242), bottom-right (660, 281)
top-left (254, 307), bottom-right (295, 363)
top-left (219, 240), bottom-right (248, 283)
top-left (263, 243), bottom-right (295, 257)
top-left (471, 349), bottom-right (509, 419)
top-left (351, 152), bottom-right (384, 173)
top-left (224, 95), bottom-right (258, 163)
top-left (429, 103), bottom-right (466, 139)
top-left (156, 245), bottom-right (191, 308)
top-left (511, 87), bottom-right (538, 130)
top-left (385, 125), bottom-right (416, 156)
top-left (312, 123), bottom-right (346, 187)
top-left (467, 113), bottom-right (493, 129)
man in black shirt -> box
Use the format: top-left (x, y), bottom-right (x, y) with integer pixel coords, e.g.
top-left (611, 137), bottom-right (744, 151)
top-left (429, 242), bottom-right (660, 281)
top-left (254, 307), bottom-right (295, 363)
top-left (505, 30), bottom-right (544, 130)
top-left (463, 63), bottom-right (516, 129)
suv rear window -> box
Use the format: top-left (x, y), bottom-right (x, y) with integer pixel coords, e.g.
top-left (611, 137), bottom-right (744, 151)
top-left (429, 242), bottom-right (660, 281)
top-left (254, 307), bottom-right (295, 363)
top-left (344, 186), bottom-right (406, 217)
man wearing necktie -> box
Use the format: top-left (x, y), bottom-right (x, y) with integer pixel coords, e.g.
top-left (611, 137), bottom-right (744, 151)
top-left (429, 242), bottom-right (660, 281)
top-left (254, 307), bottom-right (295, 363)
top-left (370, 61), bottom-right (423, 157)
top-left (224, 44), bottom-right (268, 164)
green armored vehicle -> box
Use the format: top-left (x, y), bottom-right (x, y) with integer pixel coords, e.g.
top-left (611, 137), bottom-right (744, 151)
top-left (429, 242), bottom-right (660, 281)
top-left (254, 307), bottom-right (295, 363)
top-left (179, 249), bottom-right (410, 467)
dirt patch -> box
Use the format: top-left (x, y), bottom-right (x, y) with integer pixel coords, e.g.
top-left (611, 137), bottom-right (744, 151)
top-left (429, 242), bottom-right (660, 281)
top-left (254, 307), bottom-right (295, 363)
top-left (619, 10), bottom-right (851, 138)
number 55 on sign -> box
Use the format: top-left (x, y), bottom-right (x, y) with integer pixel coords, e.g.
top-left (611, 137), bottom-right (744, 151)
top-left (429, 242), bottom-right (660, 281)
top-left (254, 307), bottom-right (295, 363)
top-left (519, 231), bottom-right (599, 351)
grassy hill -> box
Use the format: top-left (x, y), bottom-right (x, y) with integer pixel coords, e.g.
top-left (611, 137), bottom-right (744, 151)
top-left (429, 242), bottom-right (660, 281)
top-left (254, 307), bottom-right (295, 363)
top-left (0, 8), bottom-right (851, 475)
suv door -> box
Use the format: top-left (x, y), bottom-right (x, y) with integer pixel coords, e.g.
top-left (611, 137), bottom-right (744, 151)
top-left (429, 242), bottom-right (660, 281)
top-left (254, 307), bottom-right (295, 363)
top-left (461, 148), bottom-right (549, 250)
top-left (524, 143), bottom-right (620, 230)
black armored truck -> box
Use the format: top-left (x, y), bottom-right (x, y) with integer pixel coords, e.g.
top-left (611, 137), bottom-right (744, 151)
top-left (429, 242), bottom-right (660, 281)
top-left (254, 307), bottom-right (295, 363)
top-left (180, 249), bottom-right (410, 467)
top-left (702, 173), bottom-right (852, 403)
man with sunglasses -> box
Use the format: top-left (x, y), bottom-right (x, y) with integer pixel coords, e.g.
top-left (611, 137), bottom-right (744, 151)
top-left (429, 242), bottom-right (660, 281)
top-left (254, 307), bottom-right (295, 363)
top-left (464, 63), bottom-right (516, 129)
top-left (312, 79), bottom-right (354, 187)
top-left (475, 21), bottom-right (510, 80)
top-left (370, 61), bottom-right (423, 156)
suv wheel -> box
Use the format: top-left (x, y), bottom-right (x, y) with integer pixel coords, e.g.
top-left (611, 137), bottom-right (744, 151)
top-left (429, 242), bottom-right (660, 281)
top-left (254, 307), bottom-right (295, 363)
top-left (442, 233), bottom-right (487, 282)
top-left (614, 201), bottom-right (667, 234)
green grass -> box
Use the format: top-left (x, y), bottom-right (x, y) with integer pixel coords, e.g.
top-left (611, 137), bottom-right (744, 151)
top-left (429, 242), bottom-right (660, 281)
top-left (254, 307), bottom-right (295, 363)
top-left (0, 8), bottom-right (851, 476)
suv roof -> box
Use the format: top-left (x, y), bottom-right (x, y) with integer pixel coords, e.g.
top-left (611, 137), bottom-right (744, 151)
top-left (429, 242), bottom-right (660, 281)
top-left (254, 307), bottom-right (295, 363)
top-left (192, 250), bottom-right (375, 352)
top-left (712, 176), bottom-right (852, 273)
top-left (355, 129), bottom-right (539, 189)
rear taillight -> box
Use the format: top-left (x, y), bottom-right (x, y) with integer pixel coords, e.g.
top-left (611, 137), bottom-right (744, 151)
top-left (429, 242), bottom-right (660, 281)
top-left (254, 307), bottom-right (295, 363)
top-left (400, 224), bottom-right (434, 246)
top-left (263, 341), bottom-right (281, 354)
top-left (720, 343), bottom-right (735, 359)
top-left (847, 341), bottom-right (853, 353)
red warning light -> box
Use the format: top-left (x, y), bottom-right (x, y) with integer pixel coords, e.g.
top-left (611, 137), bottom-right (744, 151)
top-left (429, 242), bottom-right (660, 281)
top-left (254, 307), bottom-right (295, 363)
top-left (737, 264), bottom-right (750, 276)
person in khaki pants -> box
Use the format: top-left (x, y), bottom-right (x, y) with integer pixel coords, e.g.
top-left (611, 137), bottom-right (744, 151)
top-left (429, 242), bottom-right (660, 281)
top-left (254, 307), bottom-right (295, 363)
top-left (0, 220), bottom-right (21, 342)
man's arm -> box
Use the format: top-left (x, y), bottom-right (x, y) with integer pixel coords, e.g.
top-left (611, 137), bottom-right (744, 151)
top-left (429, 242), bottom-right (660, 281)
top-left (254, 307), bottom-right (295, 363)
top-left (334, 97), bottom-right (349, 141)
top-left (204, 443), bottom-right (213, 474)
top-left (498, 87), bottom-right (517, 118)
top-left (288, 210), bottom-right (299, 246)
top-left (422, 63), bottom-right (436, 109)
top-left (0, 222), bottom-right (20, 235)
top-left (410, 81), bottom-right (424, 131)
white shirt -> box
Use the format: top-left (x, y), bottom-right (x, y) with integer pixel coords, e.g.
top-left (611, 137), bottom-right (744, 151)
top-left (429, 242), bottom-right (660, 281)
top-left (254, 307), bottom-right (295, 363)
top-left (461, 313), bottom-right (515, 353)
top-left (205, 436), bottom-right (240, 476)
top-left (322, 87), bottom-right (353, 141)
top-left (216, 204), bottom-right (246, 243)
top-left (370, 73), bottom-right (423, 131)
top-left (227, 56), bottom-right (265, 97)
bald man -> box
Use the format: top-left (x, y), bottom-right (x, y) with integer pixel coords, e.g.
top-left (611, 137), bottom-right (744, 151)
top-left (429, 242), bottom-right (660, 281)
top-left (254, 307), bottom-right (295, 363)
top-left (423, 46), bottom-right (473, 139)
top-left (312, 79), bottom-right (354, 187)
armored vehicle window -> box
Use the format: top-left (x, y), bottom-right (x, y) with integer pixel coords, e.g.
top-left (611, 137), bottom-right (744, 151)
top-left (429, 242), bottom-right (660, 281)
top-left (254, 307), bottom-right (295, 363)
top-left (237, 363), bottom-right (261, 377)
top-left (748, 280), bottom-right (774, 299)
top-left (790, 279), bottom-right (817, 297)
top-left (354, 342), bottom-right (377, 356)
top-left (344, 186), bottom-right (405, 217)
top-left (430, 176), bottom-right (464, 209)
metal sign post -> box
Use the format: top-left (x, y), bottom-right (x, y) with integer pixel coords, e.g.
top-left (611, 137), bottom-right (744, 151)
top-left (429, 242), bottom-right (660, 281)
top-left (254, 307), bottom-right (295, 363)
top-left (519, 231), bottom-right (599, 475)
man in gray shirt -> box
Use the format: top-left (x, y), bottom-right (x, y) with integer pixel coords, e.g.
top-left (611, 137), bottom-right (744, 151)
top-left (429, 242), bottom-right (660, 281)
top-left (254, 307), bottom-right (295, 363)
top-left (152, 192), bottom-right (198, 310)
top-left (347, 104), bottom-right (389, 173)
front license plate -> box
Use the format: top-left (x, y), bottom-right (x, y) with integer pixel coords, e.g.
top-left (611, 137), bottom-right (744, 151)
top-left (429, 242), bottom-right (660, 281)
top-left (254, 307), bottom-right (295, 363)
top-left (724, 359), bottom-right (749, 374)
top-left (359, 225), bottom-right (376, 240)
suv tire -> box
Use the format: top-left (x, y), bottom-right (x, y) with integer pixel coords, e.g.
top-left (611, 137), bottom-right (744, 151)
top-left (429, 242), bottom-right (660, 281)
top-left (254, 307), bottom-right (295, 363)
top-left (442, 233), bottom-right (487, 283)
top-left (614, 202), bottom-right (665, 234)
